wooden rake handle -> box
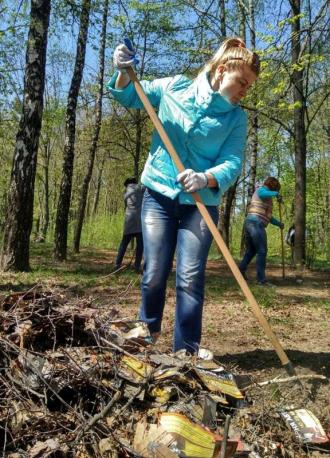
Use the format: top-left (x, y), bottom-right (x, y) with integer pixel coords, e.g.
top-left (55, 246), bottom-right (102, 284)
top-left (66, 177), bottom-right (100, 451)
top-left (126, 67), bottom-right (294, 374)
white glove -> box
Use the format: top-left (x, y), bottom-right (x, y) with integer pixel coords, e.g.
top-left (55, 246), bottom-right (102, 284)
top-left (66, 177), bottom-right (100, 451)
top-left (176, 169), bottom-right (208, 193)
top-left (113, 43), bottom-right (136, 71)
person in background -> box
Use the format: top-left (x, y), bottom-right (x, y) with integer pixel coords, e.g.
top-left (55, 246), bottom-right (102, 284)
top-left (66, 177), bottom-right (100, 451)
top-left (285, 225), bottom-right (297, 265)
top-left (285, 225), bottom-right (295, 248)
top-left (239, 177), bottom-right (284, 286)
top-left (115, 177), bottom-right (144, 272)
top-left (108, 37), bottom-right (260, 354)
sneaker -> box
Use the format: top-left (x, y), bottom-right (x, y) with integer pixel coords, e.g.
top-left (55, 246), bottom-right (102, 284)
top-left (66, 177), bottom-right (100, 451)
top-left (257, 281), bottom-right (274, 287)
top-left (145, 332), bottom-right (160, 345)
top-left (197, 348), bottom-right (214, 361)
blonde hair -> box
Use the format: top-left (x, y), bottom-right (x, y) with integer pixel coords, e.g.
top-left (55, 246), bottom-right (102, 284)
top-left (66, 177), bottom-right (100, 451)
top-left (203, 37), bottom-right (260, 77)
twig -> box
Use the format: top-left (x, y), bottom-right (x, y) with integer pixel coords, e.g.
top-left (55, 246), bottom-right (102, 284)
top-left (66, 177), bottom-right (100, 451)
top-left (75, 389), bottom-right (122, 442)
top-left (107, 385), bottom-right (145, 426)
top-left (245, 374), bottom-right (326, 389)
top-left (100, 336), bottom-right (145, 361)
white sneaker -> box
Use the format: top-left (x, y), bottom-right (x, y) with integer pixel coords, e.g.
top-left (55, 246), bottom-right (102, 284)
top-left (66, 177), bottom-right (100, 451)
top-left (197, 348), bottom-right (214, 361)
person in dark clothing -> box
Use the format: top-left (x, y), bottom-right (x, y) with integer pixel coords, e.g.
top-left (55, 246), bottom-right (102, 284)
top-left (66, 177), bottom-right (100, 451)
top-left (285, 225), bottom-right (295, 247)
top-left (239, 177), bottom-right (284, 285)
top-left (115, 178), bottom-right (144, 272)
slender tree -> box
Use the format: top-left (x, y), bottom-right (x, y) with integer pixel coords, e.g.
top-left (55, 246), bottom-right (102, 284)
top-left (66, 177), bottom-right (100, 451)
top-left (1, 0), bottom-right (51, 271)
top-left (92, 152), bottom-right (106, 215)
top-left (54, 0), bottom-right (91, 260)
top-left (246, 0), bottom-right (258, 205)
top-left (290, 0), bottom-right (307, 267)
top-left (73, 0), bottom-right (108, 253)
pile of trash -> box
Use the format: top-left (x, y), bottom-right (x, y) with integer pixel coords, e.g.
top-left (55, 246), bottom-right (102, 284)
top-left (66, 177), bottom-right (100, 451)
top-left (0, 288), bottom-right (328, 457)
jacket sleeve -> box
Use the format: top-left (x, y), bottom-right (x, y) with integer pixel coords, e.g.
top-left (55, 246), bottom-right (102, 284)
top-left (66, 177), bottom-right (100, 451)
top-left (257, 187), bottom-right (279, 200)
top-left (270, 216), bottom-right (282, 227)
top-left (106, 71), bottom-right (173, 109)
top-left (205, 111), bottom-right (247, 194)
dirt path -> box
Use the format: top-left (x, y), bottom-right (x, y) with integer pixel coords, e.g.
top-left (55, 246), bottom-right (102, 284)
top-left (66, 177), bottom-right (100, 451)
top-left (87, 250), bottom-right (329, 374)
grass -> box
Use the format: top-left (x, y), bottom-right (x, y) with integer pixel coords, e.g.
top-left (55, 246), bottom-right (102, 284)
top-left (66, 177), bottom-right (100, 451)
top-left (0, 242), bottom-right (139, 295)
top-left (1, 229), bottom-right (328, 314)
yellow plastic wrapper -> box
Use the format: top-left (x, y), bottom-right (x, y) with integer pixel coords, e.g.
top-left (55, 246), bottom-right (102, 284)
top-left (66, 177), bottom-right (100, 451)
top-left (194, 369), bottom-right (244, 399)
top-left (119, 355), bottom-right (154, 382)
top-left (160, 412), bottom-right (224, 458)
top-left (149, 385), bottom-right (177, 404)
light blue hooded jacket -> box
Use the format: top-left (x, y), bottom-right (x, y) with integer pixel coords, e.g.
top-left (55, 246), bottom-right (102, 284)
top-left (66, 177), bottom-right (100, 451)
top-left (107, 70), bottom-right (247, 206)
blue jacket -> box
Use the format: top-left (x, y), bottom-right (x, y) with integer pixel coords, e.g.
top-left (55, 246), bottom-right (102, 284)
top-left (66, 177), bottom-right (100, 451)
top-left (107, 70), bottom-right (247, 205)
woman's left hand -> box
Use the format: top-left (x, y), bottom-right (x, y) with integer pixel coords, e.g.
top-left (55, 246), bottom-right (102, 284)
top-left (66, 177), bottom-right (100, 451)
top-left (177, 169), bottom-right (208, 193)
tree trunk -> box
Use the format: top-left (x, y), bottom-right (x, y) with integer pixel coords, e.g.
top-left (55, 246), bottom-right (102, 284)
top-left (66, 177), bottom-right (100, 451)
top-left (290, 0), bottom-right (307, 267)
top-left (40, 140), bottom-right (50, 240)
top-left (219, 178), bottom-right (238, 246)
top-left (247, 0), bottom-right (258, 207)
top-left (54, 0), bottom-right (91, 260)
top-left (237, 0), bottom-right (246, 40)
top-left (217, 0), bottom-right (232, 246)
top-left (219, 0), bottom-right (226, 37)
top-left (134, 109), bottom-right (143, 179)
top-left (0, 0), bottom-right (51, 271)
top-left (73, 0), bottom-right (108, 253)
top-left (92, 153), bottom-right (106, 216)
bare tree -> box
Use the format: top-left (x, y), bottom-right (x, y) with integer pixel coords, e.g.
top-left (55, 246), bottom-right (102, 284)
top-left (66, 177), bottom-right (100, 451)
top-left (1, 0), bottom-right (51, 271)
top-left (73, 0), bottom-right (109, 253)
top-left (54, 0), bottom-right (91, 260)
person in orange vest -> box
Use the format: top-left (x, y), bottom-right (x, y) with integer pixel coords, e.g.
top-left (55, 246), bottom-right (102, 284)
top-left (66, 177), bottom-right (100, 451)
top-left (239, 177), bottom-right (284, 286)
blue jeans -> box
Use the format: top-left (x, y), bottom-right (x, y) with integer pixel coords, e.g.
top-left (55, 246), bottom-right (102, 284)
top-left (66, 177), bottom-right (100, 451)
top-left (115, 232), bottom-right (143, 269)
top-left (139, 188), bottom-right (218, 353)
top-left (239, 218), bottom-right (267, 283)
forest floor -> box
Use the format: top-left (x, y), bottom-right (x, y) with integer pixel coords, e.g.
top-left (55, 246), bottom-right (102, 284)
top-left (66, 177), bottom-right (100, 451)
top-left (1, 243), bottom-right (329, 454)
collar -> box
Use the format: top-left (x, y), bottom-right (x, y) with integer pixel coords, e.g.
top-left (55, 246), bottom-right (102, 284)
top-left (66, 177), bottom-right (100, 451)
top-left (193, 70), bottom-right (237, 114)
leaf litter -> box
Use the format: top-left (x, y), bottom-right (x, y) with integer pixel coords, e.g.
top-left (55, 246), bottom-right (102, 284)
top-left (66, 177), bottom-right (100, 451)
top-left (0, 286), bottom-right (328, 457)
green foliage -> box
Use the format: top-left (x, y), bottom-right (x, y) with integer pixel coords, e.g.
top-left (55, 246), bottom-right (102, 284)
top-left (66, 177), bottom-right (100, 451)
top-left (80, 211), bottom-right (125, 249)
top-left (0, 0), bottom-right (329, 270)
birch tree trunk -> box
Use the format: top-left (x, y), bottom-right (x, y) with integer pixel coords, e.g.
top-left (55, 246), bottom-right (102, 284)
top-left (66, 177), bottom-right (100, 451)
top-left (73, 0), bottom-right (108, 253)
top-left (54, 0), bottom-right (91, 260)
top-left (1, 0), bottom-right (51, 271)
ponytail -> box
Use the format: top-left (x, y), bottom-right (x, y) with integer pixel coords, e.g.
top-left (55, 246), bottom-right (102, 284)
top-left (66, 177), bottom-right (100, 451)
top-left (202, 37), bottom-right (260, 77)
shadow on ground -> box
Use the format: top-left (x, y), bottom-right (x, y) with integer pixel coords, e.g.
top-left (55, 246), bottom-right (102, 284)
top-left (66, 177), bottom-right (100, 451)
top-left (216, 349), bottom-right (330, 377)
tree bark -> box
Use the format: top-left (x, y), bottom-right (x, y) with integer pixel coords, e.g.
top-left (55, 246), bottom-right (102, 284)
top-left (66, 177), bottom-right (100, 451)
top-left (92, 153), bottom-right (106, 216)
top-left (1, 0), bottom-right (51, 271)
top-left (219, 0), bottom-right (226, 37)
top-left (247, 0), bottom-right (258, 207)
top-left (54, 0), bottom-right (91, 260)
top-left (41, 140), bottom-right (50, 240)
top-left (73, 0), bottom-right (108, 253)
top-left (134, 109), bottom-right (142, 179)
top-left (237, 0), bottom-right (246, 40)
top-left (290, 0), bottom-right (307, 267)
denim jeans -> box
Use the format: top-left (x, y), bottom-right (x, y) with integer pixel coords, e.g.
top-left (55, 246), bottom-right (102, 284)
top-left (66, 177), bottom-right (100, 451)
top-left (139, 188), bottom-right (218, 353)
top-left (115, 232), bottom-right (143, 269)
top-left (239, 218), bottom-right (267, 283)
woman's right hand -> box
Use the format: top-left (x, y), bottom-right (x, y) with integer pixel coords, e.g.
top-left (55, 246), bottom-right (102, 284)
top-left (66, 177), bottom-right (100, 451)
top-left (113, 43), bottom-right (137, 71)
